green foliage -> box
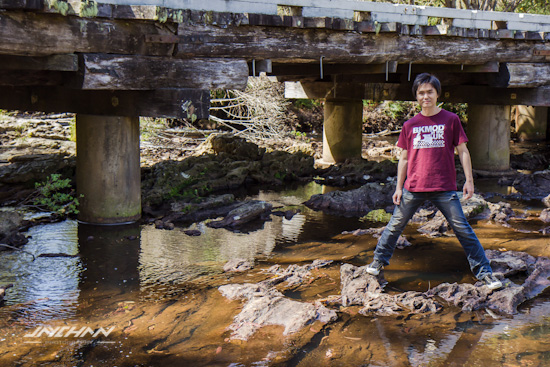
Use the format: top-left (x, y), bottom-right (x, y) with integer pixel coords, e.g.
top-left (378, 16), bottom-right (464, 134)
top-left (291, 130), bottom-right (308, 139)
top-left (140, 117), bottom-right (168, 140)
top-left (69, 121), bottom-right (76, 142)
top-left (440, 102), bottom-right (468, 122)
top-left (380, 101), bottom-right (418, 121)
top-left (274, 171), bottom-right (287, 180)
top-left (292, 99), bottom-right (321, 109)
top-left (362, 209), bottom-right (392, 223)
top-left (515, 0), bottom-right (550, 14)
top-left (33, 174), bottom-right (81, 216)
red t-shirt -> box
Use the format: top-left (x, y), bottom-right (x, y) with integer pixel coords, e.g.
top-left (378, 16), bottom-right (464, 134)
top-left (397, 109), bottom-right (468, 192)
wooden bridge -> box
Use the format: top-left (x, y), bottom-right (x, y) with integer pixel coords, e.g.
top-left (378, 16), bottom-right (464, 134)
top-left (1, 0), bottom-right (549, 223)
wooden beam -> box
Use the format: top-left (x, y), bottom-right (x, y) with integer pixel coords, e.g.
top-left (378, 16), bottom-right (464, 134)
top-left (0, 87), bottom-right (211, 118)
top-left (175, 24), bottom-right (550, 65)
top-left (284, 81), bottom-right (550, 106)
top-left (0, 11), bottom-right (175, 57)
top-left (0, 70), bottom-right (64, 86)
top-left (0, 54), bottom-right (77, 71)
top-left (262, 62), bottom-right (398, 77)
top-left (396, 62), bottom-right (500, 74)
top-left (75, 54), bottom-right (248, 90)
top-left (0, 10), bottom-right (548, 66)
top-left (506, 63), bottom-right (550, 88)
top-left (0, 0), bottom-right (43, 10)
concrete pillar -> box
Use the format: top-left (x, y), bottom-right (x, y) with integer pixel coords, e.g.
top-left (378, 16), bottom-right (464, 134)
top-left (76, 115), bottom-right (141, 224)
top-left (467, 105), bottom-right (510, 171)
top-left (515, 105), bottom-right (548, 141)
top-left (322, 98), bottom-right (363, 163)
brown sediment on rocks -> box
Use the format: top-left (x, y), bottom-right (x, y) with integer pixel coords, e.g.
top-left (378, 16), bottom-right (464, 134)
top-left (218, 260), bottom-right (337, 340)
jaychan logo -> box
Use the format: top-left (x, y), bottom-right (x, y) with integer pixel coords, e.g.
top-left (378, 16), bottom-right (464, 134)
top-left (24, 325), bottom-right (115, 340)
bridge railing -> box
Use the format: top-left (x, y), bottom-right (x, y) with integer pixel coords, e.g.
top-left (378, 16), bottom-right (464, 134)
top-left (95, 0), bottom-right (550, 32)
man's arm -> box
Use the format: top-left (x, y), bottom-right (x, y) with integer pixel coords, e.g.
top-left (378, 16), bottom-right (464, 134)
top-left (456, 142), bottom-right (474, 200)
top-left (393, 149), bottom-right (408, 205)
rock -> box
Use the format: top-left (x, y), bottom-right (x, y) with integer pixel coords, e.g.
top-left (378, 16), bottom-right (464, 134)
top-left (225, 288), bottom-right (337, 340)
top-left (417, 194), bottom-right (487, 237)
top-left (486, 249), bottom-right (536, 276)
top-left (267, 260), bottom-right (333, 287)
top-left (141, 146), bottom-right (314, 208)
top-left (171, 194), bottom-right (235, 213)
top-left (543, 194), bottom-right (550, 208)
top-left (218, 261), bottom-right (338, 341)
top-left (340, 264), bottom-right (385, 307)
top-left (510, 151), bottom-right (550, 172)
top-left (426, 282), bottom-right (493, 312)
top-left (0, 284), bottom-right (13, 303)
top-left (271, 209), bottom-right (300, 220)
top-left (511, 170), bottom-right (550, 199)
top-left (284, 142), bottom-right (315, 157)
top-left (540, 209), bottom-right (550, 223)
top-left (345, 227), bottom-right (411, 249)
top-left (154, 220), bottom-right (174, 230)
top-left (0, 138), bottom-right (75, 185)
top-left (0, 211), bottom-right (27, 249)
top-left (207, 200), bottom-right (273, 229)
top-left (304, 182), bottom-right (395, 216)
top-left (315, 158), bottom-right (397, 187)
top-left (194, 133), bottom-right (265, 160)
top-left (0, 211), bottom-right (22, 238)
top-left (339, 264), bottom-right (441, 315)
top-left (183, 229), bottom-right (201, 236)
top-left (223, 259), bottom-right (254, 273)
top-left (487, 202), bottom-right (515, 223)
top-left (417, 212), bottom-right (449, 237)
top-left (427, 251), bottom-right (550, 314)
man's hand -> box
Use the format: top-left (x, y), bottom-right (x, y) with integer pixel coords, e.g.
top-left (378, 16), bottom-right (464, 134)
top-left (393, 188), bottom-right (403, 205)
top-left (463, 180), bottom-right (474, 200)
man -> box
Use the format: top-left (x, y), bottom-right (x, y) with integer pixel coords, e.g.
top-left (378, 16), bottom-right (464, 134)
top-left (366, 73), bottom-right (502, 290)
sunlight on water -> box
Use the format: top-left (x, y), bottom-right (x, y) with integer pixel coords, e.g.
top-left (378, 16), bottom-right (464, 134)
top-left (0, 220), bottom-right (81, 324)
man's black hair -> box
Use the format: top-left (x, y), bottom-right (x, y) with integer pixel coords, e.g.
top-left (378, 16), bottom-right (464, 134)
top-left (412, 73), bottom-right (441, 97)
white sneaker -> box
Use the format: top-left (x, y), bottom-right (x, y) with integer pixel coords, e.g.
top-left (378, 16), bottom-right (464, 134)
top-left (481, 274), bottom-right (503, 290)
top-left (366, 260), bottom-right (384, 276)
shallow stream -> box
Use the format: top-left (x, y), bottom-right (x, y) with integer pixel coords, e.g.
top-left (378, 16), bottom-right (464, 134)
top-left (1, 180), bottom-right (549, 366)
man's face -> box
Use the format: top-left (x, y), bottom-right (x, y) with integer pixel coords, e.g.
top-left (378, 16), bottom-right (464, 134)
top-left (416, 83), bottom-right (439, 109)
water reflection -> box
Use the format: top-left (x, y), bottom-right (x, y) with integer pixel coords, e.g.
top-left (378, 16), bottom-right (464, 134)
top-left (0, 220), bottom-right (81, 324)
top-left (78, 223), bottom-right (141, 295)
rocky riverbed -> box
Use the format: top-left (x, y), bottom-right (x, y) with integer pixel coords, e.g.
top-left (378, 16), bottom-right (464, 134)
top-left (1, 112), bottom-right (550, 366)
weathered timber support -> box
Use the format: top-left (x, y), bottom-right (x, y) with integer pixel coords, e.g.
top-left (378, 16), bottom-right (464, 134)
top-left (0, 87), bottom-right (210, 119)
top-left (76, 54), bottom-right (248, 90)
top-left (285, 81), bottom-right (550, 106)
top-left (507, 63), bottom-right (550, 88)
top-left (76, 115), bottom-right (141, 224)
top-left (322, 98), bottom-right (363, 164)
top-left (515, 105), bottom-right (548, 141)
top-left (467, 105), bottom-right (511, 171)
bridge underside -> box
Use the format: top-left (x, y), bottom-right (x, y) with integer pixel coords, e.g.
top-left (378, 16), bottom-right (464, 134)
top-left (1, 1), bottom-right (549, 223)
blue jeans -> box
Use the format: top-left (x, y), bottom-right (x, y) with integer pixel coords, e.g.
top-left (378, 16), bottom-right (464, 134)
top-left (373, 189), bottom-right (493, 280)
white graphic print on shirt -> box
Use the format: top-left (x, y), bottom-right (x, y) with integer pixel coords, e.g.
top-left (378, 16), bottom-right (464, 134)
top-left (412, 124), bottom-right (445, 149)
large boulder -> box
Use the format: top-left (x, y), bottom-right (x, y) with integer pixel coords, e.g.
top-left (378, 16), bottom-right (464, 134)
top-left (511, 170), bottom-right (550, 199)
top-left (207, 200), bottom-right (273, 229)
top-left (194, 133), bottom-right (265, 160)
top-left (304, 182), bottom-right (395, 216)
top-left (0, 139), bottom-right (74, 185)
top-left (0, 210), bottom-right (27, 249)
